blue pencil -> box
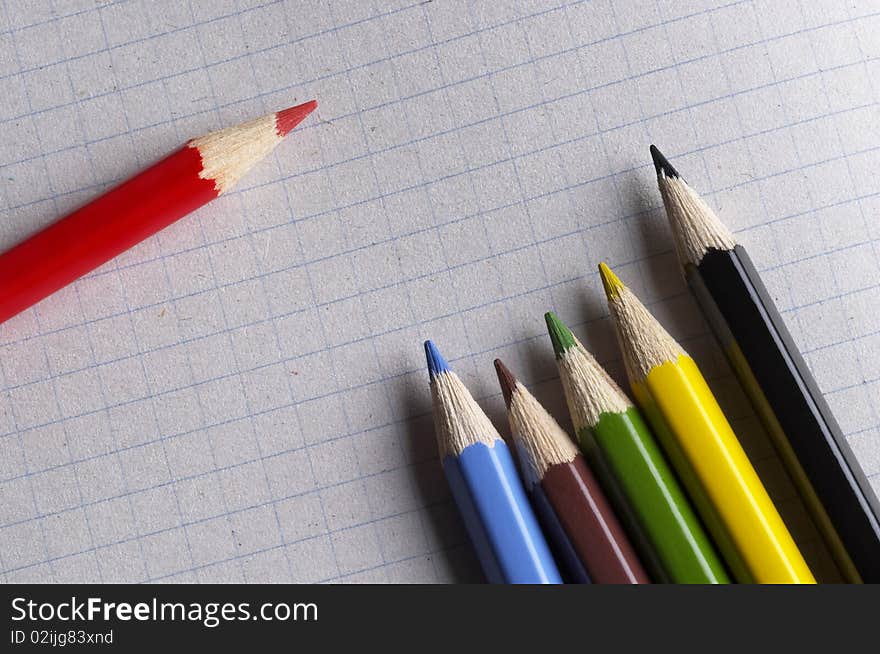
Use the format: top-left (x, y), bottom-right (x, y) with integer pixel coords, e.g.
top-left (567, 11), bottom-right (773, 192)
top-left (425, 340), bottom-right (562, 584)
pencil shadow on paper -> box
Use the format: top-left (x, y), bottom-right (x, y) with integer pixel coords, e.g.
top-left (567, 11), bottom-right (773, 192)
top-left (397, 384), bottom-right (484, 582)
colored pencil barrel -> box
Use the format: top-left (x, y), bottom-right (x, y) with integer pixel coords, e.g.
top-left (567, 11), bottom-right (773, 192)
top-left (694, 247), bottom-right (880, 582)
top-left (0, 101), bottom-right (316, 324)
top-left (444, 442), bottom-right (561, 584)
top-left (426, 342), bottom-right (562, 584)
top-left (651, 145), bottom-right (880, 582)
top-left (541, 458), bottom-right (647, 583)
top-left (600, 264), bottom-right (815, 583)
top-left (546, 313), bottom-right (728, 583)
top-left (527, 483), bottom-right (592, 583)
top-left (495, 359), bottom-right (648, 584)
top-left (633, 359), bottom-right (815, 583)
top-left (590, 408), bottom-right (729, 583)
top-left (0, 147), bottom-right (215, 323)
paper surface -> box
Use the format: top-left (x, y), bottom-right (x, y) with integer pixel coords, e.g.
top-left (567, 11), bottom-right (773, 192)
top-left (0, 0), bottom-right (878, 583)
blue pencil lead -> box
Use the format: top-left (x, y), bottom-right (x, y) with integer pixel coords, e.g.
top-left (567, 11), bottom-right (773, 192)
top-left (424, 340), bottom-right (450, 377)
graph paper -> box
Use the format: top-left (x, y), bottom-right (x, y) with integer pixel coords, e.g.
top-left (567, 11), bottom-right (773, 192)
top-left (0, 0), bottom-right (878, 583)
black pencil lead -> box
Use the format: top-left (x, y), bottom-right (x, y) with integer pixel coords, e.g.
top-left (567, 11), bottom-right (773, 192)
top-left (649, 144), bottom-right (680, 180)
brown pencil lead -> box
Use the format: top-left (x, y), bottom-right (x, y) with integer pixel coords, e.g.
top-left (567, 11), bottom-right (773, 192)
top-left (494, 359), bottom-right (518, 408)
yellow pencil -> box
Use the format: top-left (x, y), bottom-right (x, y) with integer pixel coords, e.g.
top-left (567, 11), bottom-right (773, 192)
top-left (598, 262), bottom-right (815, 584)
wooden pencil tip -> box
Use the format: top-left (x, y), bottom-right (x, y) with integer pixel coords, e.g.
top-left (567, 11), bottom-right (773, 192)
top-left (649, 144), bottom-right (680, 180)
top-left (544, 312), bottom-right (576, 359)
top-left (275, 100), bottom-right (318, 137)
top-left (424, 340), bottom-right (450, 378)
top-left (598, 262), bottom-right (625, 301)
top-left (493, 359), bottom-right (517, 408)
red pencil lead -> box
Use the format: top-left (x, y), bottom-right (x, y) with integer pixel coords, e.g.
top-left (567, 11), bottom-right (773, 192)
top-left (275, 99), bottom-right (318, 137)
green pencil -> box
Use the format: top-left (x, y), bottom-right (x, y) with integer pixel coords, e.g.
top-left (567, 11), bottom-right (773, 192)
top-left (545, 312), bottom-right (730, 584)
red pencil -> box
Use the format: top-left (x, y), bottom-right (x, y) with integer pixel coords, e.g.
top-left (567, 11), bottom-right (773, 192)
top-left (0, 100), bottom-right (317, 324)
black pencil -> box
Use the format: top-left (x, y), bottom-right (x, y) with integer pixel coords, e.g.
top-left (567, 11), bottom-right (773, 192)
top-left (650, 144), bottom-right (880, 583)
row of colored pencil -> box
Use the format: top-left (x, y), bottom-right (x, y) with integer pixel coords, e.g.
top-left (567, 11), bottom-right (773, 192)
top-left (424, 146), bottom-right (880, 584)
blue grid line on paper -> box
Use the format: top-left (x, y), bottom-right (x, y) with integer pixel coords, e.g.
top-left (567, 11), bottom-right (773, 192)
top-left (16, 0), bottom-right (876, 190)
top-left (2, 265), bottom-right (877, 537)
top-left (3, 318), bottom-right (879, 561)
top-left (2, 63), bottom-right (878, 282)
top-left (1, 299), bottom-right (878, 519)
top-left (0, 0), bottom-right (878, 583)
top-left (0, 175), bottom-right (878, 414)
top-left (2, 92), bottom-right (879, 352)
top-left (2, 0), bottom-right (757, 126)
top-left (0, 235), bottom-right (878, 478)
top-left (4, 3), bottom-right (878, 188)
top-left (0, 0), bottom-right (129, 36)
top-left (88, 0), bottom-right (198, 581)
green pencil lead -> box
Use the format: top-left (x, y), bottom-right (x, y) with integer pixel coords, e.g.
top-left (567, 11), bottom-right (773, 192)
top-left (544, 311), bottom-right (577, 358)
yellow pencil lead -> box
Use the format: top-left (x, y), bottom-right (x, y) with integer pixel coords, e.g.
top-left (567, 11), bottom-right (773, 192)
top-left (598, 262), bottom-right (625, 300)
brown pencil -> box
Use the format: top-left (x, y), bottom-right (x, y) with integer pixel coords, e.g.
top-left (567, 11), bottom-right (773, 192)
top-left (494, 359), bottom-right (650, 584)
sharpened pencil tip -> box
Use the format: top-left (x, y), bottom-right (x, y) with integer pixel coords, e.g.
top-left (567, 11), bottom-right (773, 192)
top-left (544, 312), bottom-right (576, 358)
top-left (275, 100), bottom-right (318, 137)
top-left (424, 340), bottom-right (450, 378)
top-left (493, 359), bottom-right (517, 408)
top-left (649, 144), bottom-right (680, 180)
top-left (598, 262), bottom-right (625, 300)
